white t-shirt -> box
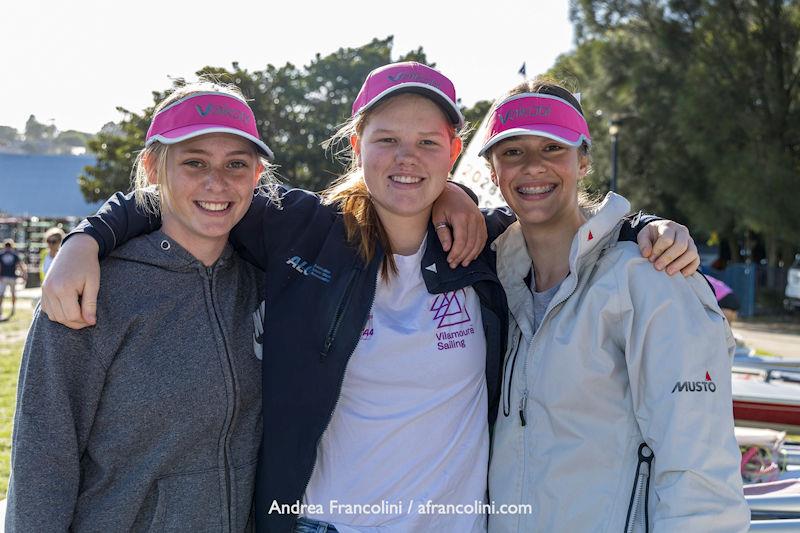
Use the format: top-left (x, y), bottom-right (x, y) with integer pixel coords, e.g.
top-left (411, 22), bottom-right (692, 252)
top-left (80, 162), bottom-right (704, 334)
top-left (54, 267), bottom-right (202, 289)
top-left (303, 238), bottom-right (489, 532)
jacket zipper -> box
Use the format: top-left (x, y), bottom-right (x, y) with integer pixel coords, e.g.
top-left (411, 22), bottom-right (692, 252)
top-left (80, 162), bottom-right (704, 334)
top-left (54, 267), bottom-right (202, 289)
top-left (515, 244), bottom-right (610, 427)
top-left (207, 266), bottom-right (234, 532)
top-left (322, 268), bottom-right (360, 356)
top-left (300, 266), bottom-right (378, 511)
top-left (624, 443), bottom-right (654, 533)
top-left (502, 330), bottom-right (522, 417)
top-left (515, 272), bottom-right (579, 427)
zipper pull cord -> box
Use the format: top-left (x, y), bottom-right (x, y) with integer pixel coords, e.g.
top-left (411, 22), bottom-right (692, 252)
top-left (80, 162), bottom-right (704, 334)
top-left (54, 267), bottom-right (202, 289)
top-left (639, 443), bottom-right (654, 466)
top-left (503, 330), bottom-right (522, 417)
top-left (519, 390), bottom-right (528, 427)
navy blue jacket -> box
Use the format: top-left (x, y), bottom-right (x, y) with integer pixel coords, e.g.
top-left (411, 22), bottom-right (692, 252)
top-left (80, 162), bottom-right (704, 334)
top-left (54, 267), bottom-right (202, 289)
top-left (75, 187), bottom-right (511, 532)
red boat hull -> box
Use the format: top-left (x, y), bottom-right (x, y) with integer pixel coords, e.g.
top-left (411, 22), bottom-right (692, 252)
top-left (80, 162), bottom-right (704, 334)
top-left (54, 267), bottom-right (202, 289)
top-left (733, 371), bottom-right (800, 433)
top-left (734, 400), bottom-right (800, 433)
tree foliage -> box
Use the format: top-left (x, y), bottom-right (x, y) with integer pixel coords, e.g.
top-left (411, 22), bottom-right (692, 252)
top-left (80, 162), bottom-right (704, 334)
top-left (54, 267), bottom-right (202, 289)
top-left (559, 0), bottom-right (800, 263)
top-left (0, 117), bottom-right (93, 154)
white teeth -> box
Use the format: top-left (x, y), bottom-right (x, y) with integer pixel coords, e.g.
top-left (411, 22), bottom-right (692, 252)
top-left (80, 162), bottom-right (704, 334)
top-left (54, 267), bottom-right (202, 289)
top-left (518, 184), bottom-right (556, 195)
top-left (390, 175), bottom-right (423, 184)
top-left (197, 201), bottom-right (230, 212)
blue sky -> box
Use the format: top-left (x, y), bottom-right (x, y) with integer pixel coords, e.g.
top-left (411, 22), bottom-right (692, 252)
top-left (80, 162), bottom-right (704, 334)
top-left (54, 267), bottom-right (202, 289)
top-left (1, 0), bottom-right (574, 133)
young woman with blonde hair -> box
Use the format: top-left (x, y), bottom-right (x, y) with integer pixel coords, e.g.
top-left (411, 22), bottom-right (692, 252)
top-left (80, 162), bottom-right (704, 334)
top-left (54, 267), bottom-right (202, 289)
top-left (8, 81), bottom-right (270, 531)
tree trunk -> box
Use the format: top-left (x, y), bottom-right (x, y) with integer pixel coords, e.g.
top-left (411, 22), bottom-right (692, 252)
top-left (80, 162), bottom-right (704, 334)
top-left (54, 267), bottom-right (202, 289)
top-left (765, 234), bottom-right (779, 289)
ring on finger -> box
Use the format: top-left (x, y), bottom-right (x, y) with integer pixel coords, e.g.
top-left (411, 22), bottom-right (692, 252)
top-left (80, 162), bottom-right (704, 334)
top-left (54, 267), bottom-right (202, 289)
top-left (434, 222), bottom-right (449, 231)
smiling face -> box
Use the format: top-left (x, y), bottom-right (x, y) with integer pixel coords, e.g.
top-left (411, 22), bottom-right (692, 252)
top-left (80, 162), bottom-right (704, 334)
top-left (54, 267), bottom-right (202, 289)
top-left (489, 135), bottom-right (588, 229)
top-left (154, 133), bottom-right (262, 260)
top-left (354, 93), bottom-right (462, 231)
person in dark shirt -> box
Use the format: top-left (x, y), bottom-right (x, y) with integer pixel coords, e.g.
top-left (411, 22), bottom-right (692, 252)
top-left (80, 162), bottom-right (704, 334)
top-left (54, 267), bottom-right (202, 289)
top-left (0, 239), bottom-right (27, 319)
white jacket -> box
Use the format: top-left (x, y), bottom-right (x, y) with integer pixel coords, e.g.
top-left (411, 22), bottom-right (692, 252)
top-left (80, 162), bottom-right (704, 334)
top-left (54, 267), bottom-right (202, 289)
top-left (488, 193), bottom-right (749, 533)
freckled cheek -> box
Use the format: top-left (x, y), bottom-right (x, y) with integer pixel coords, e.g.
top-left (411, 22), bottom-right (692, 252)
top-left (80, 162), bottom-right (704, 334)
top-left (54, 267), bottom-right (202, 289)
top-left (361, 151), bottom-right (392, 171)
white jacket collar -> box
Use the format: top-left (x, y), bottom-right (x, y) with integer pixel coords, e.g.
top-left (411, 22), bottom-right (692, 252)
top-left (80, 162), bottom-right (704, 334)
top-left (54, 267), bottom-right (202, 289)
top-left (491, 192), bottom-right (631, 337)
top-left (567, 192), bottom-right (631, 268)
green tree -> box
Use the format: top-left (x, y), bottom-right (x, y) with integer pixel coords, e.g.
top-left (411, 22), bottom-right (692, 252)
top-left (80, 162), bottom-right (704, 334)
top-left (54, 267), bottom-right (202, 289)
top-left (79, 102), bottom-right (155, 202)
top-left (24, 115), bottom-right (55, 141)
top-left (22, 115), bottom-right (57, 153)
top-left (461, 99), bottom-right (492, 144)
top-left (562, 0), bottom-right (800, 263)
top-left (55, 130), bottom-right (92, 149)
top-left (0, 125), bottom-right (18, 144)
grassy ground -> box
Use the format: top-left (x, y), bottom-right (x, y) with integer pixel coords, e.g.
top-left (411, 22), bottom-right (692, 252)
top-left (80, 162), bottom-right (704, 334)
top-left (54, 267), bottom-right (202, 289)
top-left (0, 300), bottom-right (34, 499)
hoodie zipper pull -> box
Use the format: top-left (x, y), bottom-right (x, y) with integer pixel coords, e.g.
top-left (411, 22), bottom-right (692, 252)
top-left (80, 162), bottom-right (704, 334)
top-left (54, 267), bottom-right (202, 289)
top-left (519, 390), bottom-right (528, 427)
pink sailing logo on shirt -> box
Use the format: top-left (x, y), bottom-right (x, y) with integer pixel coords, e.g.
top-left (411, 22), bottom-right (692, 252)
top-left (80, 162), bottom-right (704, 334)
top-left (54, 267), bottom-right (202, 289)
top-left (431, 290), bottom-right (475, 350)
top-left (360, 314), bottom-right (374, 340)
top-left (430, 289), bottom-right (471, 328)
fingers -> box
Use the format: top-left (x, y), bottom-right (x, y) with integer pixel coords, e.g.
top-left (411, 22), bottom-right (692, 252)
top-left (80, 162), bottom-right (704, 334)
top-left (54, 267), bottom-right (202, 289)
top-left (447, 214), bottom-right (469, 268)
top-left (434, 223), bottom-right (453, 253)
top-left (81, 273), bottom-right (100, 325)
top-left (672, 238), bottom-right (700, 276)
top-left (39, 235), bottom-right (101, 329)
top-left (650, 227), bottom-right (681, 267)
top-left (41, 277), bottom-right (92, 329)
top-left (660, 249), bottom-right (695, 276)
top-left (680, 256), bottom-right (701, 277)
top-left (456, 215), bottom-right (478, 267)
top-left (461, 214), bottom-right (488, 267)
top-left (60, 286), bottom-right (86, 327)
top-left (644, 220), bottom-right (703, 276)
top-left (445, 211), bottom-right (488, 268)
top-left (637, 230), bottom-right (653, 259)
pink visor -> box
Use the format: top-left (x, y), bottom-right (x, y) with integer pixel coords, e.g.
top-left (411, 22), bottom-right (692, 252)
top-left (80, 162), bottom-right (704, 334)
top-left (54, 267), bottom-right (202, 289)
top-left (352, 61), bottom-right (464, 127)
top-left (145, 92), bottom-right (274, 159)
top-left (478, 93), bottom-right (591, 157)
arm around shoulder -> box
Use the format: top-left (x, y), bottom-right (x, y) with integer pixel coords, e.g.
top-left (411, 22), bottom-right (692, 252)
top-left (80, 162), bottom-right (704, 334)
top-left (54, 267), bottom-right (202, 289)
top-left (69, 191), bottom-right (160, 258)
top-left (229, 186), bottom-right (329, 270)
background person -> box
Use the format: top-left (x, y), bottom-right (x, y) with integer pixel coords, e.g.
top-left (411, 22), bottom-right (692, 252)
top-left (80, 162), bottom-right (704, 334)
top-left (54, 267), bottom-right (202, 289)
top-left (40, 226), bottom-right (65, 280)
top-left (704, 273), bottom-right (741, 324)
top-left (0, 238), bottom-right (27, 319)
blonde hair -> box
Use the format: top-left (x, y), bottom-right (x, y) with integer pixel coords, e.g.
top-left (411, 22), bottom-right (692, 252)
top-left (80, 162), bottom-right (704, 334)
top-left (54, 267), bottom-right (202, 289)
top-left (43, 227), bottom-right (66, 243)
top-left (321, 93), bottom-right (465, 279)
top-left (485, 76), bottom-right (599, 209)
top-left (132, 80), bottom-right (277, 215)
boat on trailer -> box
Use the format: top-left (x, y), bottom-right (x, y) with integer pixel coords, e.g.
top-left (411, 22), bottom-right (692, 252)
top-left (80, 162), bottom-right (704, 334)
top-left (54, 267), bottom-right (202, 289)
top-left (732, 367), bottom-right (800, 434)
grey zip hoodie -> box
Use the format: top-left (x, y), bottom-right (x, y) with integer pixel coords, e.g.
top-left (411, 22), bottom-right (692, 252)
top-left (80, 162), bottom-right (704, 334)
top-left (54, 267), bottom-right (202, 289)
top-left (6, 230), bottom-right (263, 532)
